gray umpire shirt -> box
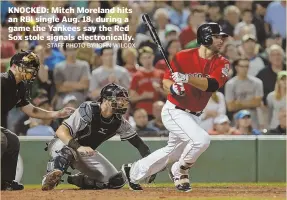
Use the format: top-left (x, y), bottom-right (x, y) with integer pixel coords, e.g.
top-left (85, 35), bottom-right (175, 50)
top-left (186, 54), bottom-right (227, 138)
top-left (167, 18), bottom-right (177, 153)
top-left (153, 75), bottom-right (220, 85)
top-left (62, 101), bottom-right (136, 149)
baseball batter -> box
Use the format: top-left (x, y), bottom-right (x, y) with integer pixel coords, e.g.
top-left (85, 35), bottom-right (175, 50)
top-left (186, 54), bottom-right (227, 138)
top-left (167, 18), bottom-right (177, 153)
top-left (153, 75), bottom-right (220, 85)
top-left (122, 22), bottom-right (230, 192)
top-left (41, 83), bottom-right (155, 191)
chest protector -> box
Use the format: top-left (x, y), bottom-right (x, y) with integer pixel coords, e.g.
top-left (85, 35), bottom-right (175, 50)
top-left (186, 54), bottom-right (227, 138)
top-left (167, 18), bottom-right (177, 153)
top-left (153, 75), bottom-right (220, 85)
top-left (76, 103), bottom-right (122, 149)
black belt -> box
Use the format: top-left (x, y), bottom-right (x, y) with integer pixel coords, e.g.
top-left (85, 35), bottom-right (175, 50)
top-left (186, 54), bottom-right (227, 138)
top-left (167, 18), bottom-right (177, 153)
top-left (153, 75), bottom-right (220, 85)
top-left (175, 106), bottom-right (203, 117)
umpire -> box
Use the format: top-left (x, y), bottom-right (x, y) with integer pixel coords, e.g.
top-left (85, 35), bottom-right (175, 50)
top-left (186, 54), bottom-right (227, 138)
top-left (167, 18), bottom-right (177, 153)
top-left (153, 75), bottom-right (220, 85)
top-left (1, 50), bottom-right (73, 190)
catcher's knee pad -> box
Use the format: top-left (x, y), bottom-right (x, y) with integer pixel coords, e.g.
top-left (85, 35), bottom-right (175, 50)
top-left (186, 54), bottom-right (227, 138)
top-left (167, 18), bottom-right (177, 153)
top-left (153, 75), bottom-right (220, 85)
top-left (107, 171), bottom-right (126, 189)
top-left (67, 173), bottom-right (107, 190)
top-left (47, 147), bottom-right (75, 173)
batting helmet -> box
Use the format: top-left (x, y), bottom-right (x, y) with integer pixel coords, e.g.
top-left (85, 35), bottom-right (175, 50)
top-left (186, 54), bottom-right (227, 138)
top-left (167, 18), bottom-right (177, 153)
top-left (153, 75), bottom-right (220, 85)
top-left (197, 23), bottom-right (228, 46)
top-left (100, 83), bottom-right (129, 116)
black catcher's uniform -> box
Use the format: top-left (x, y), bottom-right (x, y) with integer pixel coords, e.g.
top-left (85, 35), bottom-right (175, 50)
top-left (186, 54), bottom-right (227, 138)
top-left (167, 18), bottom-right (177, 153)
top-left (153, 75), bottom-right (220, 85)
top-left (43, 83), bottom-right (153, 190)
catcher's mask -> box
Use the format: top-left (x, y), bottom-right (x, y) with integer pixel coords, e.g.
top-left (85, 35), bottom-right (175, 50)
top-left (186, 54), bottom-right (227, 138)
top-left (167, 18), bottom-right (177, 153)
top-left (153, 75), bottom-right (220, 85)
top-left (10, 50), bottom-right (40, 82)
top-left (10, 50), bottom-right (40, 100)
top-left (100, 83), bottom-right (130, 118)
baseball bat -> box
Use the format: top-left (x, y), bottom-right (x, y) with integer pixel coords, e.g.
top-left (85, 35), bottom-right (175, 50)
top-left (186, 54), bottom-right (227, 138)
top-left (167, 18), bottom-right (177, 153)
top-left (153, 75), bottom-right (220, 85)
top-left (142, 14), bottom-right (173, 73)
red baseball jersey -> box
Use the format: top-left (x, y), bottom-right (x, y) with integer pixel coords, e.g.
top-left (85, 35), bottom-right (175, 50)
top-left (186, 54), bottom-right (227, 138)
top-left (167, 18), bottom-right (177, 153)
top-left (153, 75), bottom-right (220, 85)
top-left (130, 69), bottom-right (164, 115)
top-left (163, 48), bottom-right (230, 112)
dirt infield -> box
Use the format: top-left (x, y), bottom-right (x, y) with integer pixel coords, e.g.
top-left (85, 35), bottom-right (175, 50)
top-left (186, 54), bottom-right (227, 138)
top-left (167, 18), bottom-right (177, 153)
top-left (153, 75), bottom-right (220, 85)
top-left (1, 184), bottom-right (286, 200)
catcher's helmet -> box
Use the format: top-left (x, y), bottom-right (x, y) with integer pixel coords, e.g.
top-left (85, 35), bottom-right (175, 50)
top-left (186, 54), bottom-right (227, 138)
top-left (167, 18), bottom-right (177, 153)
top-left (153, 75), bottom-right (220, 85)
top-left (100, 83), bottom-right (129, 115)
top-left (197, 23), bottom-right (228, 46)
top-left (10, 50), bottom-right (40, 80)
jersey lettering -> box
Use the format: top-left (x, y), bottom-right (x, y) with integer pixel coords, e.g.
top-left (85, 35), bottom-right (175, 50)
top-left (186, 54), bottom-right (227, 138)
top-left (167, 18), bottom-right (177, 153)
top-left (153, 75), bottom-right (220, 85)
top-left (98, 128), bottom-right (108, 135)
top-left (164, 48), bottom-right (229, 111)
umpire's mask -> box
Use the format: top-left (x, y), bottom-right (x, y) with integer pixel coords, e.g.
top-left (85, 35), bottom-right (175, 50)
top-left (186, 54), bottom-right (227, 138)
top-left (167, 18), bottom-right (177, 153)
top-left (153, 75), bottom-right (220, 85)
top-left (11, 50), bottom-right (40, 82)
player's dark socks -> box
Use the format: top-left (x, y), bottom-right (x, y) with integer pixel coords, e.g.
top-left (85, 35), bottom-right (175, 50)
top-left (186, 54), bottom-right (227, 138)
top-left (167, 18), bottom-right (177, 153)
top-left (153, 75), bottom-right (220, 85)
top-left (1, 180), bottom-right (24, 191)
top-left (121, 164), bottom-right (143, 191)
top-left (42, 169), bottom-right (63, 191)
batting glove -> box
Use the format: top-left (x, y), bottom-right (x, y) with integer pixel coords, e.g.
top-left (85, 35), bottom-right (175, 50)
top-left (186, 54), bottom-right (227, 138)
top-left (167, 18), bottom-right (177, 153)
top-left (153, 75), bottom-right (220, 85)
top-left (170, 82), bottom-right (185, 96)
top-left (172, 72), bottom-right (189, 83)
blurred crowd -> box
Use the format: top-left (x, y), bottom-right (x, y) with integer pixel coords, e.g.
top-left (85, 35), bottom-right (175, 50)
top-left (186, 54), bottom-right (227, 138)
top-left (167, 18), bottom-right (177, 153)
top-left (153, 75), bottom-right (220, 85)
top-left (1, 0), bottom-right (286, 137)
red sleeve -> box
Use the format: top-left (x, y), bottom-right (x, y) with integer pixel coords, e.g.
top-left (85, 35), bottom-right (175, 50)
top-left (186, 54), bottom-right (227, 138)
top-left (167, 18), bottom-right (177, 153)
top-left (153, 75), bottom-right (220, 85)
top-left (130, 74), bottom-right (139, 91)
top-left (210, 59), bottom-right (230, 88)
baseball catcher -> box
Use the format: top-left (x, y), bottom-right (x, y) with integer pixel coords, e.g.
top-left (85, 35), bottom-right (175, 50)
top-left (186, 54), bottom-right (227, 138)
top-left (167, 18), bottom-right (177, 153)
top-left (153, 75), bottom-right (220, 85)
top-left (41, 83), bottom-right (156, 190)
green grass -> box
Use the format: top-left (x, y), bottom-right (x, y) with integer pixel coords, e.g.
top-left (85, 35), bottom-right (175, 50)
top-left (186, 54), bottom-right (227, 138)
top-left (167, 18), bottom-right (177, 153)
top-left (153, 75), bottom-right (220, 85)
top-left (156, 198), bottom-right (283, 200)
top-left (25, 182), bottom-right (286, 189)
top-left (161, 198), bottom-right (284, 200)
top-left (152, 182), bottom-right (287, 187)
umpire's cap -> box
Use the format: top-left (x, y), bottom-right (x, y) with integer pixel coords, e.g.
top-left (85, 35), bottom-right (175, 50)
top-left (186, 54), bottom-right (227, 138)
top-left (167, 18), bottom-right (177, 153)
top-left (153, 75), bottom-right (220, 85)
top-left (10, 50), bottom-right (40, 71)
top-left (197, 22), bottom-right (228, 46)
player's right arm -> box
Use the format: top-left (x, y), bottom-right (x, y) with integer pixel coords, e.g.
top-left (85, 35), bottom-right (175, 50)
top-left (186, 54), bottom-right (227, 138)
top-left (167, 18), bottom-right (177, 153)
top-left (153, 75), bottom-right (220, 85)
top-left (56, 125), bottom-right (94, 156)
top-left (57, 102), bottom-right (95, 155)
top-left (171, 54), bottom-right (230, 92)
top-left (55, 125), bottom-right (73, 145)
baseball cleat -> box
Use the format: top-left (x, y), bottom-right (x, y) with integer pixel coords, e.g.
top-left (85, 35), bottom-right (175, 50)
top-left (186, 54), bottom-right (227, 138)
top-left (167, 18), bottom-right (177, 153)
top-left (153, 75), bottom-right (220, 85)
top-left (121, 164), bottom-right (143, 191)
top-left (176, 182), bottom-right (192, 192)
top-left (1, 180), bottom-right (24, 191)
top-left (67, 173), bottom-right (86, 188)
top-left (174, 175), bottom-right (192, 192)
top-left (41, 169), bottom-right (63, 191)
top-left (168, 168), bottom-right (192, 192)
top-left (67, 173), bottom-right (107, 190)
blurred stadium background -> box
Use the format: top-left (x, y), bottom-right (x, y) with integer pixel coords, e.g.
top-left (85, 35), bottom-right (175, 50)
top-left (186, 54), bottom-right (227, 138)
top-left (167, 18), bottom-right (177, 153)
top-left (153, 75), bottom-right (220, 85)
top-left (1, 0), bottom-right (286, 196)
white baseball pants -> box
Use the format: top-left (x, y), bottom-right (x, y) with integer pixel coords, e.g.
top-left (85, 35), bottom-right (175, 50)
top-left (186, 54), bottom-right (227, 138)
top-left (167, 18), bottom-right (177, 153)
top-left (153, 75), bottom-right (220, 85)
top-left (130, 100), bottom-right (210, 183)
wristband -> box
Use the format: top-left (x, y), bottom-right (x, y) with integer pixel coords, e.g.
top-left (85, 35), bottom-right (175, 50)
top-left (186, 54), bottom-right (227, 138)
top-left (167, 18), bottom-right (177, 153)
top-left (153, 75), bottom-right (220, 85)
top-left (68, 138), bottom-right (81, 150)
top-left (170, 84), bottom-right (177, 95)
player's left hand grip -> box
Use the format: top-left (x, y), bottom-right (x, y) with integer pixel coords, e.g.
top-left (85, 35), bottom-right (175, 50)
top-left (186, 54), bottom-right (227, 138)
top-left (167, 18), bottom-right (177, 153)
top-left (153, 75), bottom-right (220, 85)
top-left (170, 83), bottom-right (185, 96)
